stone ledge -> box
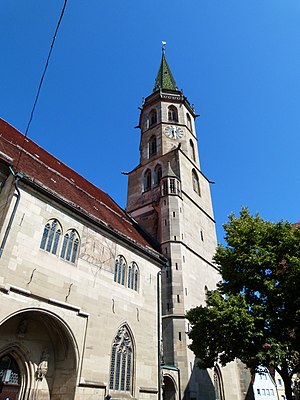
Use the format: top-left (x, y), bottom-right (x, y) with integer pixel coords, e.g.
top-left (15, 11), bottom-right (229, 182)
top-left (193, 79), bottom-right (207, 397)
top-left (139, 387), bottom-right (158, 394)
top-left (78, 381), bottom-right (106, 389)
top-left (2, 283), bottom-right (90, 318)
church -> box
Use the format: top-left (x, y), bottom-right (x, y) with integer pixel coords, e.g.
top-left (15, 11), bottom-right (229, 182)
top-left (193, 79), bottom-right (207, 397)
top-left (0, 50), bottom-right (249, 399)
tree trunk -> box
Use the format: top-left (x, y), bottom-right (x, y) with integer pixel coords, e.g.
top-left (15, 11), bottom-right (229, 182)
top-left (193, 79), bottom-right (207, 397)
top-left (278, 365), bottom-right (293, 400)
top-left (283, 377), bottom-right (293, 400)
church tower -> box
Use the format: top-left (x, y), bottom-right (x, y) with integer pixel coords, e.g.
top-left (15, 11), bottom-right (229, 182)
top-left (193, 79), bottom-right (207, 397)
top-left (126, 47), bottom-right (242, 400)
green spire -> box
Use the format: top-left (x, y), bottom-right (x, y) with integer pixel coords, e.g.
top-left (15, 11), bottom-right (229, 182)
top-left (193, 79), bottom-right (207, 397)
top-left (153, 49), bottom-right (177, 92)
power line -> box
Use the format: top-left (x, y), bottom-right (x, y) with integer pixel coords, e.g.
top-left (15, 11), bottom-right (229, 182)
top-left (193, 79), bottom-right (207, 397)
top-left (16, 0), bottom-right (68, 168)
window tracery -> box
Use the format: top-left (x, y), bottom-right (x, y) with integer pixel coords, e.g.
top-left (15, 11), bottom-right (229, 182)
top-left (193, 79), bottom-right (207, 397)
top-left (109, 324), bottom-right (134, 393)
top-left (40, 219), bottom-right (62, 255)
top-left (60, 229), bottom-right (80, 263)
top-left (114, 255), bottom-right (127, 286)
top-left (40, 219), bottom-right (80, 264)
top-left (128, 262), bottom-right (139, 291)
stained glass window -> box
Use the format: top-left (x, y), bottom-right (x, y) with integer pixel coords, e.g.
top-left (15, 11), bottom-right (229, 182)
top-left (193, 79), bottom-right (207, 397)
top-left (40, 219), bottom-right (61, 255)
top-left (127, 262), bottom-right (139, 291)
top-left (114, 256), bottom-right (127, 286)
top-left (109, 325), bottom-right (133, 393)
top-left (60, 229), bottom-right (80, 264)
top-left (128, 264), bottom-right (132, 288)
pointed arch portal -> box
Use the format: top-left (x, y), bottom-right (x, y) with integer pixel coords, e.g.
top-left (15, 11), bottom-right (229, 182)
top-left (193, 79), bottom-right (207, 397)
top-left (163, 375), bottom-right (177, 400)
top-left (0, 309), bottom-right (78, 400)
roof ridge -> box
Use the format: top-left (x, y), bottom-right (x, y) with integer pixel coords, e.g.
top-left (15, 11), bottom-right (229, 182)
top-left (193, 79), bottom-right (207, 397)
top-left (0, 118), bottom-right (161, 256)
top-left (9, 142), bottom-right (133, 226)
top-left (0, 120), bottom-right (111, 199)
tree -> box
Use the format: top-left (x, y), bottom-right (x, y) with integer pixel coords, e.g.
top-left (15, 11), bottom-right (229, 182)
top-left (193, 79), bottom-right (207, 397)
top-left (186, 208), bottom-right (300, 400)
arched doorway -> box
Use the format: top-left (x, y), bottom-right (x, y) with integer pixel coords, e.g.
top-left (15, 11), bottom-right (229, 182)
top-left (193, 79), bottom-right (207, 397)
top-left (0, 309), bottom-right (78, 400)
top-left (0, 354), bottom-right (21, 400)
top-left (163, 375), bottom-right (177, 400)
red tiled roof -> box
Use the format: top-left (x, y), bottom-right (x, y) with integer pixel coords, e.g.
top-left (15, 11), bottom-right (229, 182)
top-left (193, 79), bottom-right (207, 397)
top-left (0, 118), bottom-right (156, 253)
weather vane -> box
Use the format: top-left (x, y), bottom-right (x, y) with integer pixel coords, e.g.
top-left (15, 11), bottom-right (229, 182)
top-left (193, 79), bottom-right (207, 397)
top-left (162, 41), bottom-right (166, 53)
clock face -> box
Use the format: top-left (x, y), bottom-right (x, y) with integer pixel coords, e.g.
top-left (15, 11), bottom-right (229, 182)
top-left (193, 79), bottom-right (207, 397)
top-left (164, 126), bottom-right (184, 140)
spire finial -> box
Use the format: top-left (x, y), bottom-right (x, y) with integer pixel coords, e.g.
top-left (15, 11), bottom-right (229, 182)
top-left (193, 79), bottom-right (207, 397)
top-left (162, 41), bottom-right (166, 54)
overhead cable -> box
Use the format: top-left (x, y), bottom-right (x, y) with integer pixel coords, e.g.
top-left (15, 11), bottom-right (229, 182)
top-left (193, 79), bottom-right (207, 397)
top-left (16, 0), bottom-right (68, 168)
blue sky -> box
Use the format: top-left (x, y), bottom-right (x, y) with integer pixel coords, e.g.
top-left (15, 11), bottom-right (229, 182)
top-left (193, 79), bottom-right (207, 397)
top-left (1, 1), bottom-right (300, 242)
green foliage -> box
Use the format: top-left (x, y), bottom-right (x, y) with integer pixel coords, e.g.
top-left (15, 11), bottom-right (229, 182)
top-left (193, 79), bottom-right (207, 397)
top-left (187, 290), bottom-right (263, 369)
top-left (186, 208), bottom-right (300, 398)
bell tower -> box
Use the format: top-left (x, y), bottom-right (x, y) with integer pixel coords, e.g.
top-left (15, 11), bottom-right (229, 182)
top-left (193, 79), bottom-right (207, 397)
top-left (126, 47), bottom-right (241, 400)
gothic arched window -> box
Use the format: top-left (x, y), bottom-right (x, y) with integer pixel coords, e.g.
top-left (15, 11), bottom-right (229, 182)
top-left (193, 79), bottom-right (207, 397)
top-left (190, 139), bottom-right (196, 161)
top-left (149, 109), bottom-right (157, 126)
top-left (168, 106), bottom-right (178, 122)
top-left (109, 324), bottom-right (134, 393)
top-left (148, 135), bottom-right (157, 158)
top-left (128, 262), bottom-right (139, 291)
top-left (144, 169), bottom-right (152, 191)
top-left (114, 255), bottom-right (127, 286)
top-left (187, 113), bottom-right (192, 131)
top-left (154, 164), bottom-right (162, 186)
top-left (60, 229), bottom-right (80, 263)
top-left (40, 219), bottom-right (62, 255)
